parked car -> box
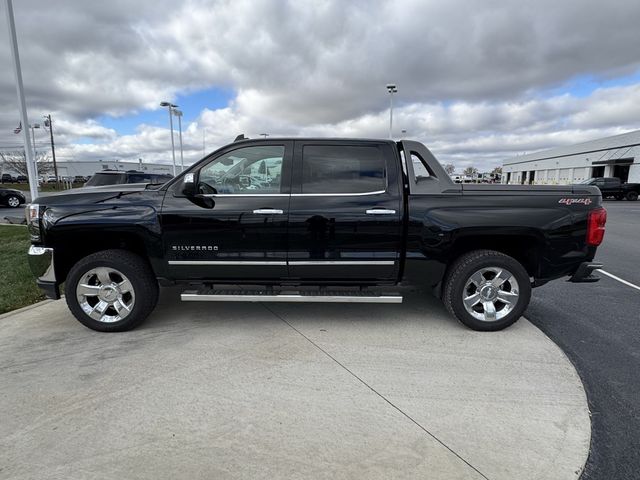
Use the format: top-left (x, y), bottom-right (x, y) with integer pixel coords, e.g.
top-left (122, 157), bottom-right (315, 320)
top-left (15, 175), bottom-right (28, 183)
top-left (84, 170), bottom-right (173, 187)
top-left (73, 176), bottom-right (87, 183)
top-left (27, 138), bottom-right (606, 332)
top-left (1, 173), bottom-right (15, 183)
top-left (579, 177), bottom-right (640, 201)
top-left (0, 188), bottom-right (25, 208)
top-left (45, 175), bottom-right (58, 183)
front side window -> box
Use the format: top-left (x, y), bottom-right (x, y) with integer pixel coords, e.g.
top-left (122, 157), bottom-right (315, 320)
top-left (198, 145), bottom-right (285, 194)
top-left (301, 145), bottom-right (386, 194)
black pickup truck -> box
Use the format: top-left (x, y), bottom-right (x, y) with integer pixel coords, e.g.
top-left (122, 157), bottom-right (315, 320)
top-left (27, 138), bottom-right (607, 332)
top-left (579, 177), bottom-right (640, 201)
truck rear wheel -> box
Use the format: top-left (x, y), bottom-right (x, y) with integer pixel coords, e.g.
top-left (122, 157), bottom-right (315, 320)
top-left (64, 249), bottom-right (159, 332)
top-left (626, 191), bottom-right (638, 201)
top-left (443, 250), bottom-right (531, 331)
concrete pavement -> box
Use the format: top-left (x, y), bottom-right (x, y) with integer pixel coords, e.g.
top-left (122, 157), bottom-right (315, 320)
top-left (0, 291), bottom-right (590, 479)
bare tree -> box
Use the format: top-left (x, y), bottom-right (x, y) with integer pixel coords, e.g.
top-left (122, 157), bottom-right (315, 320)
top-left (443, 163), bottom-right (456, 175)
top-left (491, 166), bottom-right (503, 175)
top-left (463, 166), bottom-right (478, 176)
top-left (0, 150), bottom-right (54, 177)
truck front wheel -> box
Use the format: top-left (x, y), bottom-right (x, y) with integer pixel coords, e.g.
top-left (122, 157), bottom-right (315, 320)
top-left (626, 191), bottom-right (638, 201)
top-left (64, 249), bottom-right (159, 332)
top-left (443, 250), bottom-right (531, 331)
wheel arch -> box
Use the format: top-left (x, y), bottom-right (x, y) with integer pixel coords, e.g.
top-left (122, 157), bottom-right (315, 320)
top-left (51, 228), bottom-right (158, 284)
top-left (447, 233), bottom-right (543, 278)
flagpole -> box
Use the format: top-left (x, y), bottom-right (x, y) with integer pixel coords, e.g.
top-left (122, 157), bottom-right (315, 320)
top-left (4, 0), bottom-right (38, 201)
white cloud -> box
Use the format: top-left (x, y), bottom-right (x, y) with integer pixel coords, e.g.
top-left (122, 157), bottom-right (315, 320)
top-left (2, 0), bottom-right (640, 171)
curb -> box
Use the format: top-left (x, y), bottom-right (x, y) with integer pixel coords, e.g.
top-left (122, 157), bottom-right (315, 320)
top-left (0, 298), bottom-right (58, 320)
top-left (523, 315), bottom-right (592, 479)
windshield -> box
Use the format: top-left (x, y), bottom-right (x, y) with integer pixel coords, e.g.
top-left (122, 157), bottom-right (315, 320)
top-left (84, 173), bottom-right (127, 187)
top-left (577, 178), bottom-right (595, 184)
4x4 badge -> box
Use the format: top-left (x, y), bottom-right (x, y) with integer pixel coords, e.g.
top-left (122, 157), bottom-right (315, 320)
top-left (559, 198), bottom-right (592, 206)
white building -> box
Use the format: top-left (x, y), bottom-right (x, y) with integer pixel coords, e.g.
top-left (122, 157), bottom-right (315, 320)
top-left (502, 130), bottom-right (640, 185)
top-left (1, 159), bottom-right (175, 179)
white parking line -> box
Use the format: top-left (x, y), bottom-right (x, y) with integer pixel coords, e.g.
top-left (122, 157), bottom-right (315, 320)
top-left (597, 269), bottom-right (640, 292)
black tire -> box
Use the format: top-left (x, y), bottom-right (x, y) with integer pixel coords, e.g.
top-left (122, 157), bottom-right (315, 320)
top-left (65, 249), bottom-right (159, 332)
top-left (442, 249), bottom-right (532, 331)
top-left (6, 195), bottom-right (21, 208)
top-left (626, 191), bottom-right (638, 201)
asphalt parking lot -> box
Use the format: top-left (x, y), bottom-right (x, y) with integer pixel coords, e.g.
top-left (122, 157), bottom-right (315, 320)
top-left (0, 291), bottom-right (589, 480)
top-left (525, 200), bottom-right (640, 479)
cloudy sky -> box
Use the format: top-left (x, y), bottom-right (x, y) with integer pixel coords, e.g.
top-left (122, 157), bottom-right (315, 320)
top-left (1, 0), bottom-right (640, 172)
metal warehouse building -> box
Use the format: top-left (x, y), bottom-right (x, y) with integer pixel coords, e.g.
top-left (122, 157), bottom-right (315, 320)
top-left (502, 130), bottom-right (640, 185)
top-left (1, 159), bottom-right (174, 179)
top-left (51, 160), bottom-right (174, 178)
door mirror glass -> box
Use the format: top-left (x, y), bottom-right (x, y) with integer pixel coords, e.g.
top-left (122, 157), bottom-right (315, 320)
top-left (182, 172), bottom-right (197, 196)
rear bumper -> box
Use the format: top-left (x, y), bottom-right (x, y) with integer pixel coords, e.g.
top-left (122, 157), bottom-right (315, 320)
top-left (569, 262), bottom-right (603, 283)
top-left (28, 245), bottom-right (60, 299)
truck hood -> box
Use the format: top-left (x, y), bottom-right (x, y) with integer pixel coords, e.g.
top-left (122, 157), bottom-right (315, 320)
top-left (33, 183), bottom-right (158, 206)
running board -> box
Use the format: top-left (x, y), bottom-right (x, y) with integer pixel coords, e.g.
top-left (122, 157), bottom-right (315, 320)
top-left (181, 289), bottom-right (403, 304)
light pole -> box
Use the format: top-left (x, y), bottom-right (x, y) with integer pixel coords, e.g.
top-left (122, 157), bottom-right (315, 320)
top-left (30, 123), bottom-right (40, 156)
top-left (260, 133), bottom-right (269, 138)
top-left (173, 109), bottom-right (184, 172)
top-left (4, 0), bottom-right (38, 201)
top-left (43, 114), bottom-right (60, 189)
top-left (386, 83), bottom-right (398, 139)
top-left (160, 101), bottom-right (178, 176)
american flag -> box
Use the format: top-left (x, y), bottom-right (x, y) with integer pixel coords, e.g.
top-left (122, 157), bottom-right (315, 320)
top-left (13, 121), bottom-right (22, 134)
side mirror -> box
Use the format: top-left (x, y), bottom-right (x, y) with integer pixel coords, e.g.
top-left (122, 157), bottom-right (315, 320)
top-left (182, 172), bottom-right (197, 196)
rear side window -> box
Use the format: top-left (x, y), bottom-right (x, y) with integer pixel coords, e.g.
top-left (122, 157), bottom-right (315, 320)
top-left (84, 173), bottom-right (126, 186)
top-left (151, 174), bottom-right (172, 184)
top-left (126, 173), bottom-right (152, 183)
top-left (301, 145), bottom-right (386, 194)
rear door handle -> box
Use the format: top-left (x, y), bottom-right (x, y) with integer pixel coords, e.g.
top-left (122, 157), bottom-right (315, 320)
top-left (365, 208), bottom-right (396, 215)
top-left (253, 209), bottom-right (284, 214)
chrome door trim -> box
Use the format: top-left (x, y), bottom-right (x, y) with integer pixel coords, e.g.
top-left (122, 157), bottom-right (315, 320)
top-left (169, 260), bottom-right (394, 266)
top-left (198, 193), bottom-right (289, 197)
top-left (288, 260), bottom-right (395, 266)
top-left (169, 260), bottom-right (287, 266)
top-left (290, 190), bottom-right (386, 197)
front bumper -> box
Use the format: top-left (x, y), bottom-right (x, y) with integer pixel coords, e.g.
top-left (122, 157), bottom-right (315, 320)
top-left (569, 262), bottom-right (603, 283)
top-left (27, 245), bottom-right (60, 299)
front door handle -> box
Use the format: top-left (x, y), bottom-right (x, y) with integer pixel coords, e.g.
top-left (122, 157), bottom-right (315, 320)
top-left (253, 209), bottom-right (284, 215)
top-left (365, 208), bottom-right (396, 215)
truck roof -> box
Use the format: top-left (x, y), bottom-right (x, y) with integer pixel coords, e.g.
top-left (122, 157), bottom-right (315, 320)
top-left (232, 137), bottom-right (399, 144)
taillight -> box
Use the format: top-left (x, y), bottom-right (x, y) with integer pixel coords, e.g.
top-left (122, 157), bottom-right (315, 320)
top-left (586, 207), bottom-right (607, 246)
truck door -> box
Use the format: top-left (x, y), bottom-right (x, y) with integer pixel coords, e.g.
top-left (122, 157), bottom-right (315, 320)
top-left (160, 142), bottom-right (292, 281)
top-left (287, 141), bottom-right (402, 281)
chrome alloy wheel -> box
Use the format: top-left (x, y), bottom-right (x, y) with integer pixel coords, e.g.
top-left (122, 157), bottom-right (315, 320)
top-left (462, 267), bottom-right (520, 322)
top-left (7, 196), bottom-right (20, 207)
top-left (76, 267), bottom-right (135, 323)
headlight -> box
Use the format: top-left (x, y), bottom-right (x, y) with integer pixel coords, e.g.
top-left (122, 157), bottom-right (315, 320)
top-left (26, 204), bottom-right (42, 242)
